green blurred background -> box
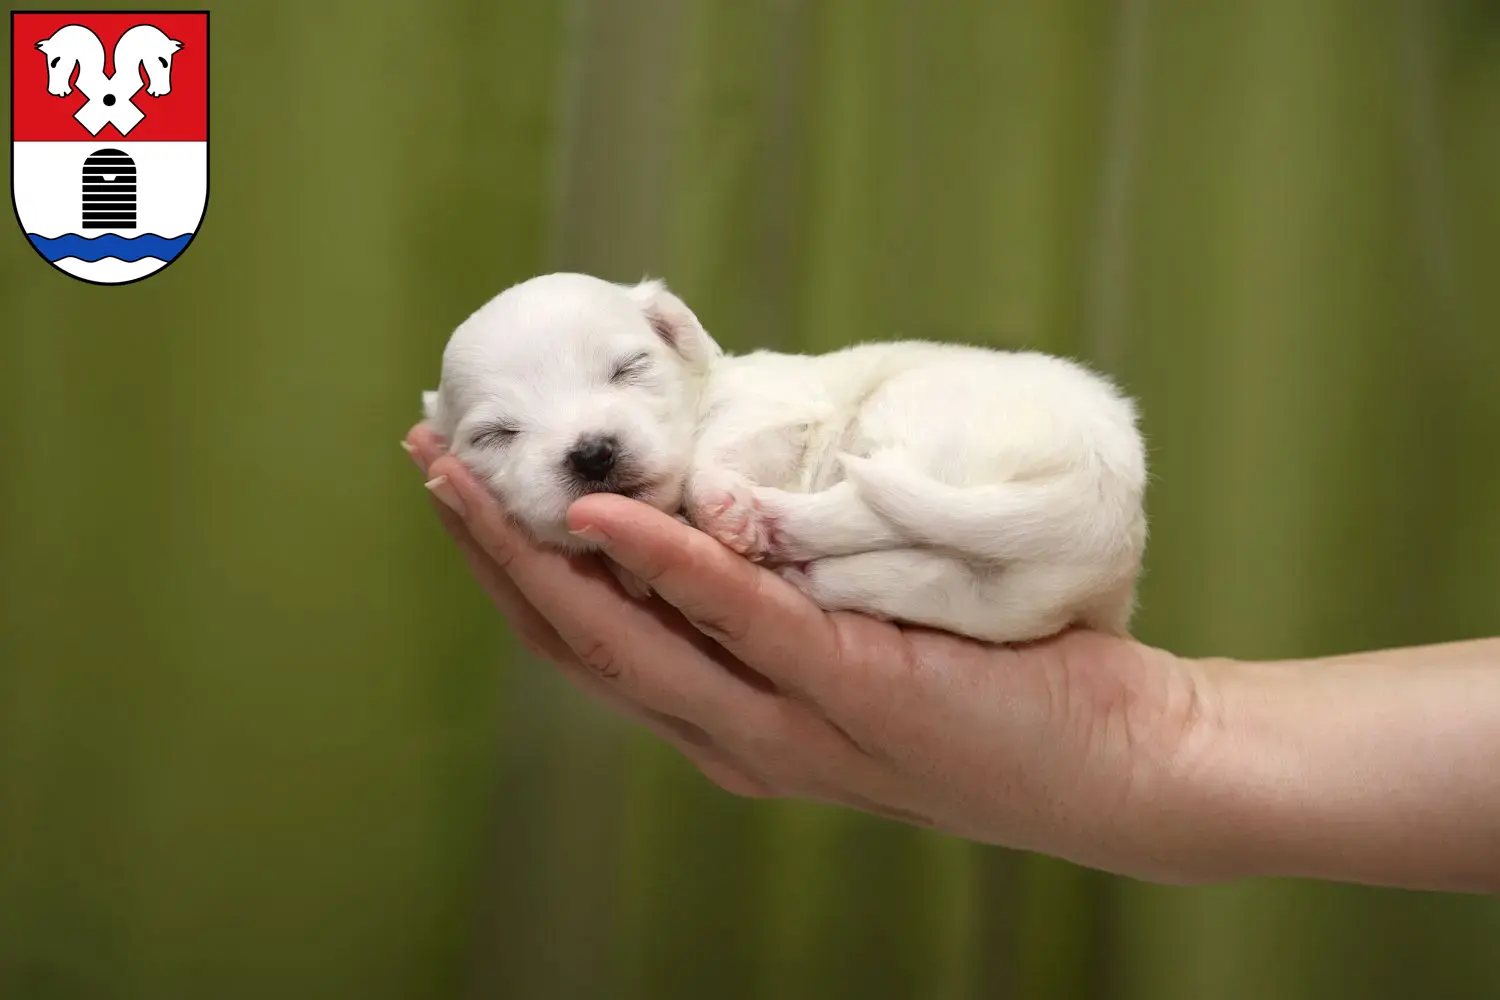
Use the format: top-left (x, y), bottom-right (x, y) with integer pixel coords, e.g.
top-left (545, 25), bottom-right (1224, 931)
top-left (4, 0), bottom-right (1499, 997)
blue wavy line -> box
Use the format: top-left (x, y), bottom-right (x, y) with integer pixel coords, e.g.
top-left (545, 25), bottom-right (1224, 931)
top-left (27, 233), bottom-right (193, 263)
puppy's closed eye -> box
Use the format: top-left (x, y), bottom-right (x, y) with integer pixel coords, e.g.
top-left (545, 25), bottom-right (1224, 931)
top-left (471, 424), bottom-right (519, 448)
top-left (610, 352), bottom-right (652, 385)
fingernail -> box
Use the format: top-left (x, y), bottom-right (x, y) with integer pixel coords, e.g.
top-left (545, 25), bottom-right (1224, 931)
top-left (569, 525), bottom-right (609, 547)
top-left (425, 475), bottom-right (465, 516)
top-left (400, 440), bottom-right (424, 472)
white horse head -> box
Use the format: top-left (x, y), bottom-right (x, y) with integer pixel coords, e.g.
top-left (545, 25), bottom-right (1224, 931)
top-left (34, 24), bottom-right (105, 98)
top-left (115, 25), bottom-right (184, 98)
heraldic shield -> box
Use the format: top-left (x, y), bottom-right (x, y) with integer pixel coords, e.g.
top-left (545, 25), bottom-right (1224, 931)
top-left (12, 11), bottom-right (208, 285)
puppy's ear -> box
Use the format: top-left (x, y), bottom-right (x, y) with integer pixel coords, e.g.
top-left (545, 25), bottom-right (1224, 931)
top-left (625, 278), bottom-right (722, 371)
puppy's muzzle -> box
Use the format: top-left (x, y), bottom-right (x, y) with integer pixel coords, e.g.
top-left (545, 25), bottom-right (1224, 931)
top-left (567, 434), bottom-right (619, 483)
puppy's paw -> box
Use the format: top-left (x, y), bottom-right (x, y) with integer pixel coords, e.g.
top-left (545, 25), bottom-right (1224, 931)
top-left (689, 474), bottom-right (779, 562)
top-left (606, 558), bottom-right (653, 600)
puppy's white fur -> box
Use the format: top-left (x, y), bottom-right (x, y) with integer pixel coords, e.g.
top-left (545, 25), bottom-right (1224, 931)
top-left (423, 273), bottom-right (1147, 644)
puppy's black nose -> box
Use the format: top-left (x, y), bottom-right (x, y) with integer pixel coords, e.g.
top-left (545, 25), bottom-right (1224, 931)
top-left (568, 435), bottom-right (618, 482)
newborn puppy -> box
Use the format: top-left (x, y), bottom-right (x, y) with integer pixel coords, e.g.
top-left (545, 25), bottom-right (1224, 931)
top-left (422, 272), bottom-right (1148, 644)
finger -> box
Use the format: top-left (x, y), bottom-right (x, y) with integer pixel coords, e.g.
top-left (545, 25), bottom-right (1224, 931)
top-left (408, 424), bottom-right (575, 660)
top-left (407, 432), bottom-right (780, 788)
top-left (692, 756), bottom-right (776, 798)
top-left (407, 423), bottom-right (575, 662)
top-left (412, 439), bottom-right (748, 726)
top-left (423, 475), bottom-right (770, 786)
top-left (544, 659), bottom-right (769, 794)
top-left (404, 423), bottom-right (446, 474)
top-left (565, 494), bottom-right (846, 704)
top-left (424, 455), bottom-right (781, 734)
top-left (425, 488), bottom-right (576, 664)
top-left (604, 557), bottom-right (653, 600)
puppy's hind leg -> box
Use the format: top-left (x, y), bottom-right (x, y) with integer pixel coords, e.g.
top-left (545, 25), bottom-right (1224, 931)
top-left (695, 479), bottom-right (909, 563)
top-left (778, 551), bottom-right (1078, 644)
top-left (754, 481), bottom-right (910, 562)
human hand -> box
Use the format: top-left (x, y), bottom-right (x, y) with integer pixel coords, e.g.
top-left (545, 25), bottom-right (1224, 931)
top-left (404, 423), bottom-right (1209, 882)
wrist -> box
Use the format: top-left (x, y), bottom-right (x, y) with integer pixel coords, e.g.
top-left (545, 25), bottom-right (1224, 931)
top-left (1134, 654), bottom-right (1304, 885)
top-left (1075, 650), bottom-right (1261, 886)
top-left (1031, 642), bottom-right (1246, 886)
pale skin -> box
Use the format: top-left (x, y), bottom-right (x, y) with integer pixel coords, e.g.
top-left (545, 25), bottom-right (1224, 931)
top-left (405, 424), bottom-right (1500, 894)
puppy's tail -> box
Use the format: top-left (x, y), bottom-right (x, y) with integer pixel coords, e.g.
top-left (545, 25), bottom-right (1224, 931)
top-left (839, 453), bottom-right (1110, 563)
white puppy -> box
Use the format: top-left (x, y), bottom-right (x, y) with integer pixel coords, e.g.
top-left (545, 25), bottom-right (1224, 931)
top-left (422, 272), bottom-right (1148, 644)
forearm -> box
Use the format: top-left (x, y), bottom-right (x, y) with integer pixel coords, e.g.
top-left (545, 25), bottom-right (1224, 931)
top-left (1175, 638), bottom-right (1500, 892)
